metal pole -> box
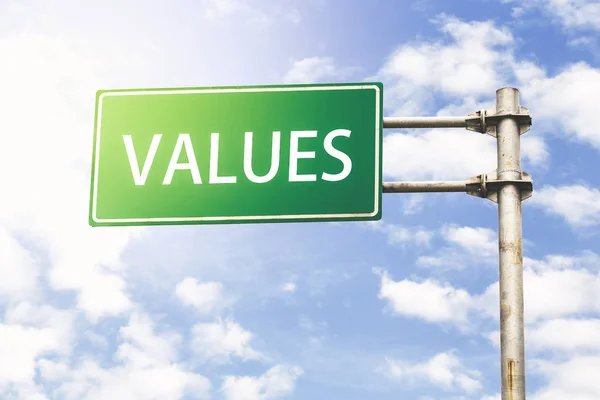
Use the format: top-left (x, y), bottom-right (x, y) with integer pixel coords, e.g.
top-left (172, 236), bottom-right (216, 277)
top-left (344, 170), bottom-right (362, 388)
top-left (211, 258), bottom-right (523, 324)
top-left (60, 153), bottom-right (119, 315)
top-left (381, 88), bottom-right (532, 398)
top-left (383, 181), bottom-right (470, 193)
top-left (383, 116), bottom-right (470, 129)
top-left (495, 88), bottom-right (526, 400)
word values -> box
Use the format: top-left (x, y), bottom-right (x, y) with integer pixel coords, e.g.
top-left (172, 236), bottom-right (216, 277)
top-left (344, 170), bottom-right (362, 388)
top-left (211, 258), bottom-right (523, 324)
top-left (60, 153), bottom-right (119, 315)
top-left (123, 129), bottom-right (354, 186)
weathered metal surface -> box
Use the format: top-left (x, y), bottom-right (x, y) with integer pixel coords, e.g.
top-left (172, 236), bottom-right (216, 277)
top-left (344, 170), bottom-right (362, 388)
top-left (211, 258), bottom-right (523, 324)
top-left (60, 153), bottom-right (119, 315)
top-left (382, 105), bottom-right (531, 135)
top-left (467, 170), bottom-right (534, 203)
top-left (382, 181), bottom-right (469, 193)
top-left (496, 88), bottom-right (527, 400)
top-left (467, 106), bottom-right (532, 137)
top-left (383, 116), bottom-right (469, 129)
top-left (381, 87), bottom-right (532, 399)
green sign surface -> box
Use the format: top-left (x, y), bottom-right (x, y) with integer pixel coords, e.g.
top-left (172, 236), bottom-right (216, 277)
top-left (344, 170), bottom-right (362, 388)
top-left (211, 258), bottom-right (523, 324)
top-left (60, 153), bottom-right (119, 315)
top-left (89, 83), bottom-right (383, 226)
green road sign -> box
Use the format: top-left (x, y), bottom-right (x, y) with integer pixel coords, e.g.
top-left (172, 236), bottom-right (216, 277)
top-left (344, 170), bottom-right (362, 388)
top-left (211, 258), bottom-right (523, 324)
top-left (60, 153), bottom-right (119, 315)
top-left (89, 83), bottom-right (383, 226)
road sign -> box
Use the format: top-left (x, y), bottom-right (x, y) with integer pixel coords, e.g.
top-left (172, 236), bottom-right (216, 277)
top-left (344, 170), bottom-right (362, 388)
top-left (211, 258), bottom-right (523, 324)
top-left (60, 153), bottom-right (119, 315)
top-left (89, 83), bottom-right (383, 226)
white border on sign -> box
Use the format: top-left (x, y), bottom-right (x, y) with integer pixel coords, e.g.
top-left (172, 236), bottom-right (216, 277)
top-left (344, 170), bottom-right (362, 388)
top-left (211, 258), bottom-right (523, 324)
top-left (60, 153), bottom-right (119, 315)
top-left (91, 84), bottom-right (381, 224)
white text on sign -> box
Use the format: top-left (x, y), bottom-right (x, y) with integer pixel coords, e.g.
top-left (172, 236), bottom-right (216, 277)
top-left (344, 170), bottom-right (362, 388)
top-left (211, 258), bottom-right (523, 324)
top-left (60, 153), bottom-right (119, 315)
top-left (122, 130), bottom-right (353, 185)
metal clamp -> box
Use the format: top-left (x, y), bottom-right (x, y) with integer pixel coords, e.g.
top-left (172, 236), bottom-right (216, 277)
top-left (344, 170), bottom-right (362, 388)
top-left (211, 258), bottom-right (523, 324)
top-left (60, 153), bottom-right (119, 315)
top-left (467, 106), bottom-right (532, 137)
top-left (467, 171), bottom-right (533, 203)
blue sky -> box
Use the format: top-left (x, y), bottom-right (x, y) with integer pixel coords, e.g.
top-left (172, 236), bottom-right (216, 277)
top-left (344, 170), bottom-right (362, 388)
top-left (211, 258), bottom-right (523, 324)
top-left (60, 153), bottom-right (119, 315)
top-left (1, 0), bottom-right (600, 399)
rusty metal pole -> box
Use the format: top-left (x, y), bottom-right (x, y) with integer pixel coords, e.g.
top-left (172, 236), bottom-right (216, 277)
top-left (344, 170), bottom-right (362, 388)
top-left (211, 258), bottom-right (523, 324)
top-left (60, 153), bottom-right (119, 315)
top-left (495, 88), bottom-right (526, 400)
top-left (381, 87), bottom-right (532, 398)
top-left (383, 180), bottom-right (474, 193)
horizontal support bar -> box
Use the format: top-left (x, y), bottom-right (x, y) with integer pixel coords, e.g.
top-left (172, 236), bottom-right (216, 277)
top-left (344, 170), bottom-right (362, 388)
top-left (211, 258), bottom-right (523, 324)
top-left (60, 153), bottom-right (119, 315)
top-left (383, 181), bottom-right (470, 193)
top-left (383, 116), bottom-right (470, 129)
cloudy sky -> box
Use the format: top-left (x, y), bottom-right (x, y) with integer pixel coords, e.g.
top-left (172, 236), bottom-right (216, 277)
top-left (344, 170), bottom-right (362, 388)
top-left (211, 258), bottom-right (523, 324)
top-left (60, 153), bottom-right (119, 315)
top-left (2, 0), bottom-right (600, 399)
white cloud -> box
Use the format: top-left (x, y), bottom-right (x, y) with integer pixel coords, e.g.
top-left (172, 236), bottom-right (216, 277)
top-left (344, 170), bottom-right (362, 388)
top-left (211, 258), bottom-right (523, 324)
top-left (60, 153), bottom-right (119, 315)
top-left (548, 0), bottom-right (600, 30)
top-left (521, 136), bottom-right (550, 166)
top-left (503, 0), bottom-right (600, 31)
top-left (221, 364), bottom-right (303, 400)
top-left (202, 0), bottom-right (247, 18)
top-left (70, 270), bottom-right (134, 322)
top-left (387, 226), bottom-right (433, 247)
top-left (417, 225), bottom-right (497, 270)
top-left (40, 312), bottom-right (211, 400)
top-left (511, 6), bottom-right (526, 17)
top-left (476, 255), bottom-right (600, 323)
top-left (487, 317), bottom-right (600, 353)
top-left (568, 35), bottom-right (597, 48)
top-left (175, 277), bottom-right (229, 314)
top-left (382, 352), bottom-right (482, 394)
top-left (528, 318), bottom-right (600, 352)
top-left (365, 221), bottom-right (434, 247)
top-left (531, 356), bottom-right (600, 400)
top-left (116, 313), bottom-right (181, 368)
top-left (280, 282), bottom-right (297, 293)
top-left (0, 227), bottom-right (40, 302)
top-left (0, 33), bottom-right (145, 321)
top-left (48, 360), bottom-right (211, 400)
top-left (282, 56), bottom-right (358, 84)
top-left (383, 129), bottom-right (547, 181)
top-left (401, 193), bottom-right (428, 215)
top-left (0, 324), bottom-right (60, 385)
top-left (0, 303), bottom-right (74, 390)
top-left (374, 268), bottom-right (473, 325)
top-left (488, 252), bottom-right (600, 400)
top-left (200, 0), bottom-right (302, 27)
top-left (525, 251), bottom-right (600, 273)
top-left (519, 62), bottom-right (600, 149)
top-left (523, 265), bottom-right (600, 323)
top-left (528, 184), bottom-right (600, 227)
top-left (376, 16), bottom-right (556, 182)
top-left (442, 226), bottom-right (497, 256)
top-left (191, 319), bottom-right (262, 364)
top-left (378, 251), bottom-right (600, 329)
top-left (481, 395), bottom-right (501, 400)
top-left (376, 15), bottom-right (514, 117)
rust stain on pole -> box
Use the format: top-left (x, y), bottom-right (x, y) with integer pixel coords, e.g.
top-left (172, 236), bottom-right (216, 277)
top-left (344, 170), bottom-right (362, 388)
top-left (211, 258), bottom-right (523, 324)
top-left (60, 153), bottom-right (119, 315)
top-left (507, 359), bottom-right (515, 400)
